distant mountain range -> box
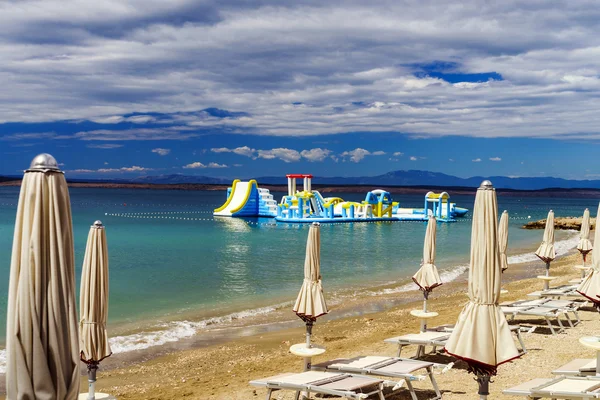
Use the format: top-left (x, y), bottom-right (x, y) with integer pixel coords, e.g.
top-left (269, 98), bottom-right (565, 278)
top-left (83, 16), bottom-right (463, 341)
top-left (127, 170), bottom-right (600, 190)
top-left (3, 170), bottom-right (600, 190)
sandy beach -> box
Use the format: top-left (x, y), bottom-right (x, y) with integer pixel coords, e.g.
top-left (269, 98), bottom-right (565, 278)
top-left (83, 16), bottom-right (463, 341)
top-left (48, 248), bottom-right (592, 400)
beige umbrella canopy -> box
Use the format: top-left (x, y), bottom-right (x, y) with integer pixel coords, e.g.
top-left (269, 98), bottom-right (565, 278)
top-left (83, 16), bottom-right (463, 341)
top-left (80, 220), bottom-right (112, 399)
top-left (498, 211), bottom-right (509, 273)
top-left (293, 222), bottom-right (328, 348)
top-left (578, 208), bottom-right (593, 258)
top-left (578, 204), bottom-right (600, 308)
top-left (6, 154), bottom-right (80, 400)
top-left (535, 210), bottom-right (556, 263)
top-left (412, 217), bottom-right (442, 308)
top-left (444, 181), bottom-right (520, 399)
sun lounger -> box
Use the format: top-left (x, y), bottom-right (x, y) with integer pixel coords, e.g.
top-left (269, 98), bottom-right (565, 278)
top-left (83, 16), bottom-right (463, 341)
top-left (312, 356), bottom-right (442, 400)
top-left (504, 376), bottom-right (600, 398)
top-left (384, 331), bottom-right (451, 358)
top-left (250, 371), bottom-right (386, 399)
top-left (430, 324), bottom-right (527, 356)
top-left (552, 358), bottom-right (597, 376)
top-left (528, 285), bottom-right (583, 300)
top-left (501, 298), bottom-right (584, 326)
top-left (501, 305), bottom-right (568, 336)
top-left (385, 325), bottom-right (527, 358)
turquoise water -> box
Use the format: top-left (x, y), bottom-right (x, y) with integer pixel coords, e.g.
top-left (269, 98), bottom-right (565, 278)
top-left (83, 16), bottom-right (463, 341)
top-left (0, 187), bottom-right (595, 360)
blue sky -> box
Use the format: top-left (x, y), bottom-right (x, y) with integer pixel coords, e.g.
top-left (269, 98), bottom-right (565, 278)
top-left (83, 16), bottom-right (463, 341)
top-left (2, 1), bottom-right (600, 180)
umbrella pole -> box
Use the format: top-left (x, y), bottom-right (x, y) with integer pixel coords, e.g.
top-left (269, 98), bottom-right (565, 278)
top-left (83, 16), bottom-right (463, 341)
top-left (476, 374), bottom-right (490, 400)
top-left (87, 362), bottom-right (99, 400)
top-left (544, 261), bottom-right (551, 290)
top-left (421, 291), bottom-right (429, 332)
top-left (582, 253), bottom-right (587, 280)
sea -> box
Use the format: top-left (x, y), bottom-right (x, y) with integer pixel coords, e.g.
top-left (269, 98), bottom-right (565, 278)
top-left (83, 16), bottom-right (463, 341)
top-left (0, 186), bottom-right (593, 373)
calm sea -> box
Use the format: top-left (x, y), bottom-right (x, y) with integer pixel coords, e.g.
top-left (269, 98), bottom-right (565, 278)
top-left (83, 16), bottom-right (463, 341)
top-left (0, 186), bottom-right (593, 370)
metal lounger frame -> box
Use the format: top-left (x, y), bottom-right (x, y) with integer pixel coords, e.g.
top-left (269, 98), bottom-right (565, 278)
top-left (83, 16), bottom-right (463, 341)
top-left (312, 357), bottom-right (442, 400)
top-left (251, 374), bottom-right (386, 400)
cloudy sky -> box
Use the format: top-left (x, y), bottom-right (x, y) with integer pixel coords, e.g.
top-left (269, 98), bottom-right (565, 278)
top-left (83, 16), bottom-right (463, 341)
top-left (1, 0), bottom-right (600, 180)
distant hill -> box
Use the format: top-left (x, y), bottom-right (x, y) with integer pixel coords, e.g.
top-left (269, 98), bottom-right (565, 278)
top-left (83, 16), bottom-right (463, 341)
top-left (121, 170), bottom-right (600, 190)
top-left (4, 170), bottom-right (600, 190)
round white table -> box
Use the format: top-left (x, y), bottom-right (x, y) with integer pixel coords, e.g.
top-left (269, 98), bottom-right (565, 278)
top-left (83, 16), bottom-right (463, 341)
top-left (537, 275), bottom-right (557, 290)
top-left (579, 336), bottom-right (600, 376)
top-left (290, 343), bottom-right (326, 371)
top-left (410, 310), bottom-right (438, 332)
top-left (78, 394), bottom-right (116, 400)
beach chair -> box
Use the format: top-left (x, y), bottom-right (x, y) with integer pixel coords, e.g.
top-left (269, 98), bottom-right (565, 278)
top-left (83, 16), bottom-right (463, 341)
top-left (528, 285), bottom-right (582, 300)
top-left (501, 305), bottom-right (568, 336)
top-left (501, 298), bottom-right (584, 326)
top-left (384, 325), bottom-right (527, 358)
top-left (250, 371), bottom-right (386, 399)
top-left (384, 331), bottom-right (450, 358)
top-left (552, 358), bottom-right (597, 377)
top-left (312, 356), bottom-right (443, 400)
top-left (504, 376), bottom-right (600, 398)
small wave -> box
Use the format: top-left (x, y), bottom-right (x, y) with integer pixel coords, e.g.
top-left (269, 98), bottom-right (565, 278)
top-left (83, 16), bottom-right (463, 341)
top-left (110, 301), bottom-right (291, 354)
top-left (369, 232), bottom-right (579, 297)
top-left (507, 232), bottom-right (579, 264)
top-left (0, 349), bottom-right (5, 374)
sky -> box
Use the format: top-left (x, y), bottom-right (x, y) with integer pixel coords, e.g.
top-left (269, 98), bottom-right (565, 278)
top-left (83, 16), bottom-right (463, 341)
top-left (2, 0), bottom-right (600, 181)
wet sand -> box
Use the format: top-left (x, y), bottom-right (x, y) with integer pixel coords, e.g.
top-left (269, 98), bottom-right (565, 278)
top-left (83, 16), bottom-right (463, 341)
top-left (64, 249), bottom-right (598, 400)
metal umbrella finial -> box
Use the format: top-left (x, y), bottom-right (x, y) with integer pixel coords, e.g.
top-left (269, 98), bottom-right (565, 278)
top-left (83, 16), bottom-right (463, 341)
top-left (479, 180), bottom-right (493, 189)
top-left (26, 153), bottom-right (61, 173)
top-left (92, 220), bottom-right (104, 229)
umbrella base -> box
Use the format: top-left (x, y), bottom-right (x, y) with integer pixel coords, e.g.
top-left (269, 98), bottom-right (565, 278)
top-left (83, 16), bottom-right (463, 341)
top-left (78, 393), bottom-right (116, 400)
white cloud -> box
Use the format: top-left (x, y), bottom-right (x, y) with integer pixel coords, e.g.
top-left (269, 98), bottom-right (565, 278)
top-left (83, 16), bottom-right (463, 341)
top-left (207, 162), bottom-right (228, 168)
top-left (68, 165), bottom-right (152, 173)
top-left (341, 148), bottom-right (371, 163)
top-left (409, 156), bottom-right (417, 161)
top-left (257, 148), bottom-right (301, 162)
top-left (340, 148), bottom-right (386, 163)
top-left (211, 147), bottom-right (232, 153)
top-left (489, 157), bottom-right (502, 161)
top-left (300, 148), bottom-right (331, 162)
top-left (4, 1), bottom-right (600, 143)
top-left (183, 161), bottom-right (228, 169)
top-left (472, 158), bottom-right (482, 162)
top-left (449, 158), bottom-right (454, 162)
top-left (152, 148), bottom-right (171, 156)
top-left (393, 152), bottom-right (404, 156)
top-left (86, 143), bottom-right (123, 149)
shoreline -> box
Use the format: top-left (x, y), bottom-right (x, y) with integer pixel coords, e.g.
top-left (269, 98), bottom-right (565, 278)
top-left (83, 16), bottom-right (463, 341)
top-left (0, 231), bottom-right (583, 398)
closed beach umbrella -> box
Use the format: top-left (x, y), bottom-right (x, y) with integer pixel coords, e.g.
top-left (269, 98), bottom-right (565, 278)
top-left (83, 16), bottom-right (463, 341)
top-left (535, 210), bottom-right (556, 290)
top-left (293, 222), bottom-right (328, 350)
top-left (499, 211), bottom-right (509, 273)
top-left (444, 181), bottom-right (520, 399)
top-left (578, 204), bottom-right (600, 308)
top-left (578, 208), bottom-right (593, 256)
top-left (6, 154), bottom-right (80, 399)
top-left (577, 209), bottom-right (593, 279)
top-left (80, 220), bottom-right (112, 399)
top-left (412, 216), bottom-right (442, 317)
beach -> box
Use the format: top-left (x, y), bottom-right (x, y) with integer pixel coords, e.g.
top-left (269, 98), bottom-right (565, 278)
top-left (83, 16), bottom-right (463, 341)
top-left (70, 249), bottom-right (595, 399)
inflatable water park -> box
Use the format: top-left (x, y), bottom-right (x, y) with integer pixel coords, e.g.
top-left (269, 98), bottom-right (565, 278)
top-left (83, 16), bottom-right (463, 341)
top-left (213, 174), bottom-right (468, 223)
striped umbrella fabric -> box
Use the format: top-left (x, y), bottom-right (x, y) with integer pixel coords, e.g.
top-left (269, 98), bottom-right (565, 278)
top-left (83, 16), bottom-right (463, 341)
top-left (578, 204), bottom-right (600, 306)
top-left (412, 216), bottom-right (443, 292)
top-left (444, 181), bottom-right (520, 398)
top-left (6, 154), bottom-right (80, 399)
top-left (534, 210), bottom-right (556, 263)
top-left (498, 211), bottom-right (509, 273)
